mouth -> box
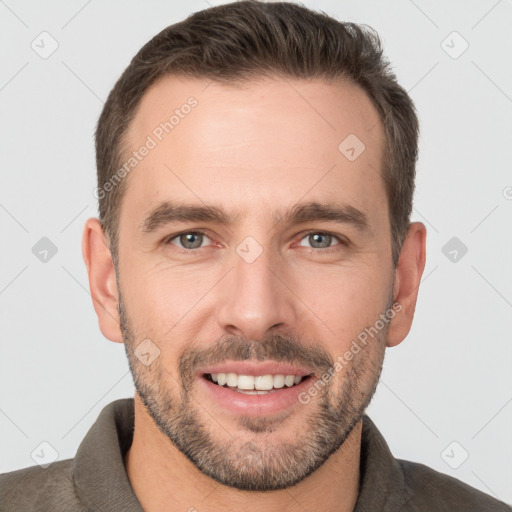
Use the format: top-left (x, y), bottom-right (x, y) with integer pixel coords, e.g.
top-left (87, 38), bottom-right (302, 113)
top-left (198, 370), bottom-right (317, 416)
top-left (203, 372), bottom-right (314, 394)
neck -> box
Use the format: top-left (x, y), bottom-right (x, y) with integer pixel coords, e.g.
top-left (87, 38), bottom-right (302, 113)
top-left (125, 394), bottom-right (361, 512)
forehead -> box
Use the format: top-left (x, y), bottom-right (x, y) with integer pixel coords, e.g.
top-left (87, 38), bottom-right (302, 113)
top-left (121, 75), bottom-right (387, 225)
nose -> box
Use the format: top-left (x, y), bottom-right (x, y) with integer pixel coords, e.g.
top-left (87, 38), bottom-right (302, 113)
top-left (215, 244), bottom-right (298, 341)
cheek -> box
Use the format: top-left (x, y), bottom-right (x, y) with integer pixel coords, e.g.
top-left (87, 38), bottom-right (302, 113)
top-left (122, 261), bottom-right (222, 336)
top-left (294, 264), bottom-right (390, 345)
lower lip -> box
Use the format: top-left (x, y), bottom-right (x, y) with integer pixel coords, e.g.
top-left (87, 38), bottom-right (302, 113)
top-left (198, 375), bottom-right (315, 416)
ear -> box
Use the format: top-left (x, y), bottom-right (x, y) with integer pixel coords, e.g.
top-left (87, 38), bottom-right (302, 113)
top-left (82, 217), bottom-right (123, 343)
top-left (386, 222), bottom-right (427, 348)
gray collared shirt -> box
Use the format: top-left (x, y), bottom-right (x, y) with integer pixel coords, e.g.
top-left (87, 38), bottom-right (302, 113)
top-left (1, 398), bottom-right (510, 511)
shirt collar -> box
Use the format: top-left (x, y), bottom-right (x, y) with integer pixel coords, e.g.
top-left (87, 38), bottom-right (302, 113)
top-left (73, 398), bottom-right (142, 511)
top-left (72, 398), bottom-right (406, 511)
top-left (354, 414), bottom-right (407, 511)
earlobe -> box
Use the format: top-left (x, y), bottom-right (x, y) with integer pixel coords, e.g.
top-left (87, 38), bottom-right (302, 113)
top-left (82, 218), bottom-right (123, 343)
top-left (386, 222), bottom-right (427, 348)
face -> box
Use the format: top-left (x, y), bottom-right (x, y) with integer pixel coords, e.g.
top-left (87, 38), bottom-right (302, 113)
top-left (116, 75), bottom-right (395, 491)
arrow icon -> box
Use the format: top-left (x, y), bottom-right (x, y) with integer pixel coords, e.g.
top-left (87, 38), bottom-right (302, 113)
top-left (32, 237), bottom-right (58, 263)
top-left (35, 39), bottom-right (45, 48)
top-left (442, 237), bottom-right (468, 263)
top-left (135, 339), bottom-right (160, 365)
top-left (338, 134), bottom-right (365, 161)
top-left (35, 449), bottom-right (45, 458)
top-left (236, 236), bottom-right (263, 263)
top-left (440, 31), bottom-right (469, 60)
top-left (441, 440), bottom-right (469, 469)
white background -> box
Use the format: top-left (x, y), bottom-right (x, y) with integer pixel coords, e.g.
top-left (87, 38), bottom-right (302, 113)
top-left (1, 0), bottom-right (511, 505)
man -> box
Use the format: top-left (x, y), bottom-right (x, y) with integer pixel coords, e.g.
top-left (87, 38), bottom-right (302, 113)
top-left (1, 1), bottom-right (509, 511)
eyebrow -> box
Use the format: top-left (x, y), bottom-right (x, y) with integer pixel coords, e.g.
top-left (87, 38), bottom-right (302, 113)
top-left (139, 200), bottom-right (370, 233)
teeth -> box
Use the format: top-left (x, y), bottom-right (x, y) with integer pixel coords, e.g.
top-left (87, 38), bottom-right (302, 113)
top-left (239, 374), bottom-right (257, 390)
top-left (236, 389), bottom-right (277, 395)
top-left (284, 375), bottom-right (295, 387)
top-left (273, 374), bottom-right (285, 388)
top-left (226, 373), bottom-right (238, 387)
top-left (209, 372), bottom-right (304, 390)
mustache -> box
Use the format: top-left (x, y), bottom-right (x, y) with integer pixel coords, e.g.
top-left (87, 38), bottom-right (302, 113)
top-left (178, 333), bottom-right (334, 384)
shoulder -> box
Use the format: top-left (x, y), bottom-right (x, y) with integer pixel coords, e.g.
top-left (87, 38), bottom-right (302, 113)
top-left (398, 458), bottom-right (511, 511)
top-left (0, 459), bottom-right (88, 512)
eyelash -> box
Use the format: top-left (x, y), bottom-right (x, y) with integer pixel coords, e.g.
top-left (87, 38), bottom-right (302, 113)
top-left (162, 230), bottom-right (347, 255)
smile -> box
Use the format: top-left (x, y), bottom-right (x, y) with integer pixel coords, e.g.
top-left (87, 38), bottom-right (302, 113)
top-left (205, 372), bottom-right (311, 394)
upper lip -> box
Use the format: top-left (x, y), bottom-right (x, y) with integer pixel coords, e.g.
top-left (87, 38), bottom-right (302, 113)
top-left (197, 360), bottom-right (314, 378)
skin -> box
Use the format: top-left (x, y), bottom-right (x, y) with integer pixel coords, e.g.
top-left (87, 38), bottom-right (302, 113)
top-left (82, 75), bottom-right (426, 512)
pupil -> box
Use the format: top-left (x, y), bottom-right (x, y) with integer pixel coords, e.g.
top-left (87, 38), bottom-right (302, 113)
top-left (311, 233), bottom-right (330, 248)
top-left (181, 233), bottom-right (202, 249)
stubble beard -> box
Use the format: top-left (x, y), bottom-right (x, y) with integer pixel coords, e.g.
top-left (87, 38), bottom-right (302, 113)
top-left (119, 292), bottom-right (389, 491)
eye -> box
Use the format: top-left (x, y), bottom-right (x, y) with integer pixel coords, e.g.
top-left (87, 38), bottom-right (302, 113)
top-left (162, 230), bottom-right (346, 254)
top-left (297, 231), bottom-right (345, 251)
top-left (164, 231), bottom-right (211, 251)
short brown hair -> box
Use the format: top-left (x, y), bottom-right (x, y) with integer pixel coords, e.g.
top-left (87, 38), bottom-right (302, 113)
top-left (95, 0), bottom-right (419, 268)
